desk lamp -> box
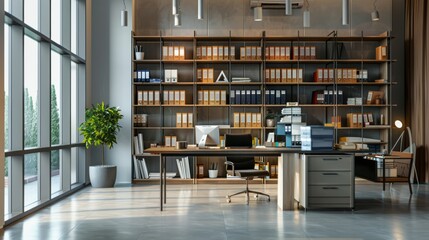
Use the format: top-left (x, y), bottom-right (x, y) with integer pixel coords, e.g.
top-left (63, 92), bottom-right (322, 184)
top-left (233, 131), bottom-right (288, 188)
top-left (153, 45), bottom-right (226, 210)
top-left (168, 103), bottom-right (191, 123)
top-left (391, 120), bottom-right (419, 184)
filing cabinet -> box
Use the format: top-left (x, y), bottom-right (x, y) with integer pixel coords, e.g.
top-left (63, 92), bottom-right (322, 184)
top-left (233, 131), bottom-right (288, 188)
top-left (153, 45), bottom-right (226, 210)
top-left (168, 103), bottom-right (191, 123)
top-left (296, 154), bottom-right (355, 209)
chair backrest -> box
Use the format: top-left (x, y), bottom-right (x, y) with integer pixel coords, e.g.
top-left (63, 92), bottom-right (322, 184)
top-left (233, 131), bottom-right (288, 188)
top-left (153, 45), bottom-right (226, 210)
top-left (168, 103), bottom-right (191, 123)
top-left (224, 134), bottom-right (254, 170)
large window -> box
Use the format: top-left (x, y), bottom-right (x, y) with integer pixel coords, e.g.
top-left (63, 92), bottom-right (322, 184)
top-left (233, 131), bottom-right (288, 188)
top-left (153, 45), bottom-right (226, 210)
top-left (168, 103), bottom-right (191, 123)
top-left (3, 0), bottom-right (86, 224)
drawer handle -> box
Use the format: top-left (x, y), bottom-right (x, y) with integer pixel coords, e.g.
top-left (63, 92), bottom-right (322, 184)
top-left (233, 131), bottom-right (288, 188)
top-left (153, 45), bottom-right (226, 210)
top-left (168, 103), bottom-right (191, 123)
top-left (323, 158), bottom-right (340, 161)
top-left (322, 173), bottom-right (338, 176)
top-left (322, 187), bottom-right (339, 190)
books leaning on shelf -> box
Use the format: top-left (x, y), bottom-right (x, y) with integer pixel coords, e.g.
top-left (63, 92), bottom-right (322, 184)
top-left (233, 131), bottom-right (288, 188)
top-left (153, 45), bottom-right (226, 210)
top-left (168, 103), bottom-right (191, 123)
top-left (176, 157), bottom-right (191, 179)
top-left (148, 172), bottom-right (177, 179)
top-left (133, 133), bottom-right (144, 155)
top-left (133, 156), bottom-right (149, 179)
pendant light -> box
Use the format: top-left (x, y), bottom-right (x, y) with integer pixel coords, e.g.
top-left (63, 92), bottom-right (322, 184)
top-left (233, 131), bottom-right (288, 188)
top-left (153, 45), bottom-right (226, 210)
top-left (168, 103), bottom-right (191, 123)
top-left (342, 0), bottom-right (349, 25)
top-left (285, 0), bottom-right (292, 16)
top-left (174, 13), bottom-right (182, 27)
top-left (371, 0), bottom-right (380, 21)
top-left (303, 0), bottom-right (310, 28)
top-left (254, 6), bottom-right (263, 21)
top-left (173, 0), bottom-right (179, 15)
top-left (121, 0), bottom-right (127, 27)
top-left (198, 0), bottom-right (204, 20)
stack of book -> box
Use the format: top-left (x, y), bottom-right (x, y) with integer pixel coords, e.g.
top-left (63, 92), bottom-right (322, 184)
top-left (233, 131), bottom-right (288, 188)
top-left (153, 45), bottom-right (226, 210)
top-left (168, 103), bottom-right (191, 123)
top-left (176, 157), bottom-right (191, 179)
top-left (133, 133), bottom-right (149, 179)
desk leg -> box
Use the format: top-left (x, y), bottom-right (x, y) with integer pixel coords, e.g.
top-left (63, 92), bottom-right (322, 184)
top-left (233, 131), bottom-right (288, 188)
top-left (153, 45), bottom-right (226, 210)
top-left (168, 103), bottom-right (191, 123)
top-left (383, 158), bottom-right (386, 191)
top-left (278, 153), bottom-right (298, 211)
top-left (160, 155), bottom-right (164, 211)
top-left (164, 156), bottom-right (167, 204)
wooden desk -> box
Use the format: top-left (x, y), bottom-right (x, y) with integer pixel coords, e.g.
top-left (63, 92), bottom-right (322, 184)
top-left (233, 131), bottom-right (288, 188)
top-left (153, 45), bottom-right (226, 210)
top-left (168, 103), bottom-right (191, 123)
top-left (145, 147), bottom-right (349, 211)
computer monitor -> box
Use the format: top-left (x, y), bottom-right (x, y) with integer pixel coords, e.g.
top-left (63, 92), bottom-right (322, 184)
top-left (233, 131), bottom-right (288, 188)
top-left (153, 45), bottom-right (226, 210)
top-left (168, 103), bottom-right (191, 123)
top-left (195, 125), bottom-right (220, 147)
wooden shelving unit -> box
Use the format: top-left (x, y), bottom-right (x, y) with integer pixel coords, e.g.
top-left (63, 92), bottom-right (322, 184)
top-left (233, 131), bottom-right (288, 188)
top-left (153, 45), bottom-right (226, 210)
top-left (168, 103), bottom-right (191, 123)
top-left (131, 30), bottom-right (394, 184)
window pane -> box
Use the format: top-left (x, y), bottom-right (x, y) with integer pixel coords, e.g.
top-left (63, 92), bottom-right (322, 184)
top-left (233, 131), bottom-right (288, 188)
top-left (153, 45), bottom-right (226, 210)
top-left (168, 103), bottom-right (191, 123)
top-left (4, 25), bottom-right (11, 217)
top-left (4, 24), bottom-right (10, 151)
top-left (71, 0), bottom-right (77, 54)
top-left (24, 36), bottom-right (39, 148)
top-left (51, 51), bottom-right (61, 145)
top-left (51, 150), bottom-right (61, 195)
top-left (71, 62), bottom-right (78, 184)
top-left (24, 154), bottom-right (39, 207)
top-left (71, 148), bottom-right (77, 184)
top-left (71, 62), bottom-right (77, 143)
top-left (4, 0), bottom-right (10, 12)
top-left (4, 157), bottom-right (10, 216)
top-left (24, 0), bottom-right (39, 30)
top-left (51, 0), bottom-right (61, 44)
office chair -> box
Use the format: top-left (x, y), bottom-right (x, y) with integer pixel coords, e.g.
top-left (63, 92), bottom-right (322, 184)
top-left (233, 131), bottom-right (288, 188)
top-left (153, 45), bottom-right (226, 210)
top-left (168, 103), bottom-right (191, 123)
top-left (224, 133), bottom-right (270, 204)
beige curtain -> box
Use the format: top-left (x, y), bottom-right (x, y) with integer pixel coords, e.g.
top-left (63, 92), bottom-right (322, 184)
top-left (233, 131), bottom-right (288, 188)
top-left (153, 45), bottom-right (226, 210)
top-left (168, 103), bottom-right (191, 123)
top-left (405, 0), bottom-right (429, 183)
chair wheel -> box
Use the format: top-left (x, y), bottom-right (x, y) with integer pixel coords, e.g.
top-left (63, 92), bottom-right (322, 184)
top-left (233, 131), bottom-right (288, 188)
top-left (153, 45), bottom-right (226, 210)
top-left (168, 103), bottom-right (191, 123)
top-left (227, 198), bottom-right (231, 203)
top-left (268, 197), bottom-right (270, 202)
top-left (254, 194), bottom-right (258, 199)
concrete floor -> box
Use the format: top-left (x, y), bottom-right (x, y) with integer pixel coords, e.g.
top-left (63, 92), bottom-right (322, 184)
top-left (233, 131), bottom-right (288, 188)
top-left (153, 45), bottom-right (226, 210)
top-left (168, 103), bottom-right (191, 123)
top-left (1, 180), bottom-right (428, 240)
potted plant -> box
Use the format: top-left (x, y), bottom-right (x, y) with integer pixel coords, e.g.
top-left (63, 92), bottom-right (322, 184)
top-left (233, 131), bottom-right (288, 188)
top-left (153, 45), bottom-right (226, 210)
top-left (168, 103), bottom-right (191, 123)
top-left (79, 102), bottom-right (123, 188)
top-left (265, 111), bottom-right (277, 127)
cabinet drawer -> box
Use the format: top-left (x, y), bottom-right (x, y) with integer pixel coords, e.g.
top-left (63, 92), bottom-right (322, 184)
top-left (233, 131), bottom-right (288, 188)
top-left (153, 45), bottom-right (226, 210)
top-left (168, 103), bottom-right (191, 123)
top-left (307, 155), bottom-right (352, 171)
top-left (308, 186), bottom-right (351, 197)
top-left (308, 197), bottom-right (353, 208)
top-left (308, 172), bottom-right (351, 185)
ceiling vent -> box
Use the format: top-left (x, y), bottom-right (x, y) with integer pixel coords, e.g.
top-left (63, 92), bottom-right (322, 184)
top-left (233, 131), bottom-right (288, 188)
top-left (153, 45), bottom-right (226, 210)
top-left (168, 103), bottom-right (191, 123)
top-left (250, 0), bottom-right (304, 9)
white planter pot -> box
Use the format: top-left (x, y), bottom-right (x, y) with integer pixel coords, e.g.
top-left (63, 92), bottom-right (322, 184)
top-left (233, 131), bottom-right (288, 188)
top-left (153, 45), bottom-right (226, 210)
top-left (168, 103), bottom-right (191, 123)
top-left (208, 170), bottom-right (218, 178)
top-left (89, 165), bottom-right (117, 188)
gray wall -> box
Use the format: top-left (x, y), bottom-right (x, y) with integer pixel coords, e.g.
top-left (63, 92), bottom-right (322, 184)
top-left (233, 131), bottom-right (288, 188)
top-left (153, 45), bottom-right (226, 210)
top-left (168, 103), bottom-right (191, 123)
top-left (91, 0), bottom-right (404, 183)
top-left (92, 0), bottom-right (132, 183)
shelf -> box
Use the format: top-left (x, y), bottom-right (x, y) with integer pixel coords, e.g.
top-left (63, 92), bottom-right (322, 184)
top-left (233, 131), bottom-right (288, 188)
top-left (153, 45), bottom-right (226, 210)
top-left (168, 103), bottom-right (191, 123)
top-left (196, 104), bottom-right (228, 107)
top-left (195, 59), bottom-right (230, 63)
top-left (133, 127), bottom-right (162, 130)
top-left (134, 34), bottom-right (389, 43)
top-left (162, 82), bottom-right (194, 85)
top-left (134, 104), bottom-right (161, 107)
top-left (230, 104), bottom-right (262, 107)
top-left (196, 82), bottom-right (230, 85)
top-left (133, 179), bottom-right (194, 184)
top-left (265, 59), bottom-right (333, 64)
top-left (339, 104), bottom-right (393, 107)
top-left (230, 60), bottom-right (263, 63)
top-left (133, 60), bottom-right (161, 64)
top-left (162, 104), bottom-right (194, 107)
top-left (230, 127), bottom-right (263, 130)
top-left (162, 60), bottom-right (194, 64)
top-left (338, 126), bottom-right (390, 130)
top-left (132, 178), bottom-right (277, 184)
top-left (195, 178), bottom-right (276, 184)
top-left (134, 153), bottom-right (160, 157)
top-left (230, 82), bottom-right (262, 85)
top-left (133, 82), bottom-right (162, 85)
top-left (162, 127), bottom-right (194, 130)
